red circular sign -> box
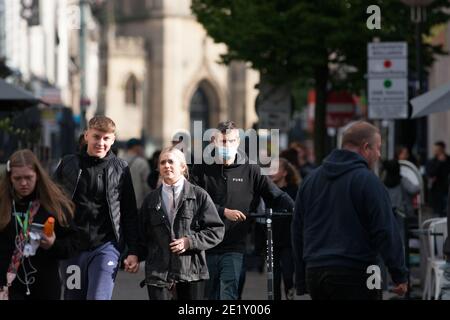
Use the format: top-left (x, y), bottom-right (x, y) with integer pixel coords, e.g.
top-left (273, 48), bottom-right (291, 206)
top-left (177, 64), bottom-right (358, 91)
top-left (384, 60), bottom-right (392, 68)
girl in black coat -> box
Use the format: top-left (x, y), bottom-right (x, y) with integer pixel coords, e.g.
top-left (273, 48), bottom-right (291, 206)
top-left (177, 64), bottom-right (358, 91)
top-left (0, 149), bottom-right (78, 300)
top-left (139, 147), bottom-right (224, 300)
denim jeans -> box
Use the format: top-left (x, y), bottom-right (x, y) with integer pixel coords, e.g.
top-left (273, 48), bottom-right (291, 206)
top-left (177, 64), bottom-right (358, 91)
top-left (205, 252), bottom-right (244, 300)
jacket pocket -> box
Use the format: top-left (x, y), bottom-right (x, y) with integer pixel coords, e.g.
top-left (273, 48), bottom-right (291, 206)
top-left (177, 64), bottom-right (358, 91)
top-left (146, 211), bottom-right (168, 240)
top-left (180, 209), bottom-right (194, 219)
top-left (179, 209), bottom-right (194, 234)
top-left (191, 253), bottom-right (200, 275)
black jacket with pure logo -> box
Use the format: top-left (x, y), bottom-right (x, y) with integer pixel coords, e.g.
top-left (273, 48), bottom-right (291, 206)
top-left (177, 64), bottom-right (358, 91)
top-left (191, 162), bottom-right (294, 254)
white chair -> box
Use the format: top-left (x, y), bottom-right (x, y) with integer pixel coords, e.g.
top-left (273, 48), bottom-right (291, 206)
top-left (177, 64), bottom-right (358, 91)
top-left (422, 218), bottom-right (447, 300)
top-left (431, 219), bottom-right (447, 299)
top-left (420, 218), bottom-right (442, 299)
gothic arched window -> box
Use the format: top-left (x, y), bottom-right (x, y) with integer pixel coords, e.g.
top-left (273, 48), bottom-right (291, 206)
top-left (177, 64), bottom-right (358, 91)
top-left (125, 74), bottom-right (138, 106)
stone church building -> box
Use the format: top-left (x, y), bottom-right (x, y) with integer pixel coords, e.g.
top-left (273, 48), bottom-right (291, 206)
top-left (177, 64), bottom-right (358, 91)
top-left (97, 0), bottom-right (259, 151)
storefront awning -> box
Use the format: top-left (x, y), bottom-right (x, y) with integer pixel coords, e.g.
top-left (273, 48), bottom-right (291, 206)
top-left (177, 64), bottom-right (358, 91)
top-left (0, 78), bottom-right (41, 111)
top-left (411, 82), bottom-right (450, 118)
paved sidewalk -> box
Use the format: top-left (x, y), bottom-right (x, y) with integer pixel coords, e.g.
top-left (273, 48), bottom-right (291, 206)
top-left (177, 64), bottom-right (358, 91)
top-left (112, 263), bottom-right (306, 300)
top-left (112, 263), bottom-right (417, 300)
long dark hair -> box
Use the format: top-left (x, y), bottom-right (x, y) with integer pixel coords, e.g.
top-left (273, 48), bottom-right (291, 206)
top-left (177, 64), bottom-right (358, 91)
top-left (0, 149), bottom-right (75, 230)
top-left (279, 158), bottom-right (301, 186)
top-left (382, 159), bottom-right (401, 188)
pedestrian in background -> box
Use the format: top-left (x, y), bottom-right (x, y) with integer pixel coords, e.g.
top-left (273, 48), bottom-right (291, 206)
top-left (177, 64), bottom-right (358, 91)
top-left (269, 157), bottom-right (301, 300)
top-left (382, 159), bottom-right (420, 231)
top-left (395, 145), bottom-right (418, 166)
top-left (290, 142), bottom-right (316, 178)
top-left (0, 149), bottom-right (78, 300)
top-left (147, 150), bottom-right (162, 190)
top-left (426, 141), bottom-right (450, 216)
top-left (123, 138), bottom-right (151, 208)
top-left (292, 121), bottom-right (408, 300)
top-left (138, 147), bottom-right (224, 300)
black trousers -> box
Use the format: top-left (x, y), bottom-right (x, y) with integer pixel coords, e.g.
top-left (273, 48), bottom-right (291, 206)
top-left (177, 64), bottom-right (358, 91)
top-left (147, 281), bottom-right (204, 300)
top-left (306, 267), bottom-right (382, 300)
top-left (273, 247), bottom-right (294, 300)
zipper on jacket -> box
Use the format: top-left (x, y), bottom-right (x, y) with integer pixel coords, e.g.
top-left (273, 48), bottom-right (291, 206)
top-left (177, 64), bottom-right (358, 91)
top-left (157, 192), bottom-right (172, 234)
top-left (71, 169), bottom-right (82, 199)
top-left (104, 170), bottom-right (120, 242)
top-left (156, 193), bottom-right (177, 283)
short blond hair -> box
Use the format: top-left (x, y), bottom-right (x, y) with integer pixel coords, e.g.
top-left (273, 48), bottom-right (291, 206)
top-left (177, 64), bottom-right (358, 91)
top-left (159, 146), bottom-right (189, 179)
top-left (88, 116), bottom-right (116, 133)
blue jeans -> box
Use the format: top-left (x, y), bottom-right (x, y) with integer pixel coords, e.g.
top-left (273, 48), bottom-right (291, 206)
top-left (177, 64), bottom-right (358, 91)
top-left (205, 252), bottom-right (244, 300)
top-left (60, 241), bottom-right (120, 300)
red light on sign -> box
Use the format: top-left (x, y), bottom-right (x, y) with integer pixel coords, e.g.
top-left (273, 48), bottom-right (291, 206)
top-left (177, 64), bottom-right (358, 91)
top-left (384, 60), bottom-right (392, 68)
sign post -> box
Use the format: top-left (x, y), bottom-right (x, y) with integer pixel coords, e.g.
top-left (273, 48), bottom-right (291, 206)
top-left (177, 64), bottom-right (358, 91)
top-left (368, 42), bottom-right (408, 119)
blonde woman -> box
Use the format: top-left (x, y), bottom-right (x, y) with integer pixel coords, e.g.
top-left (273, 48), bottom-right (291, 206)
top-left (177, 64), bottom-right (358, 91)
top-left (0, 149), bottom-right (78, 300)
top-left (138, 147), bottom-right (224, 300)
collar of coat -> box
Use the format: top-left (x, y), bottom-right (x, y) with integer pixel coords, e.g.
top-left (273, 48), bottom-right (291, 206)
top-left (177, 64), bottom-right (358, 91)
top-left (149, 180), bottom-right (197, 211)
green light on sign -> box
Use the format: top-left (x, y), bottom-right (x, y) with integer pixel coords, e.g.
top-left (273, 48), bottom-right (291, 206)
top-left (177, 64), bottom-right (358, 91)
top-left (384, 80), bottom-right (392, 88)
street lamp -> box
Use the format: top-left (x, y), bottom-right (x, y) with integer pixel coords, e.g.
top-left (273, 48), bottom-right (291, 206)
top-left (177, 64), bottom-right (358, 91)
top-left (79, 0), bottom-right (87, 130)
top-left (400, 0), bottom-right (433, 163)
top-left (400, 0), bottom-right (434, 94)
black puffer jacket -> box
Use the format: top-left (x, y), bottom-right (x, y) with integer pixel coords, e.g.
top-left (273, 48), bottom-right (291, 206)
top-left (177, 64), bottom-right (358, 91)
top-left (138, 180), bottom-right (224, 287)
top-left (53, 151), bottom-right (138, 255)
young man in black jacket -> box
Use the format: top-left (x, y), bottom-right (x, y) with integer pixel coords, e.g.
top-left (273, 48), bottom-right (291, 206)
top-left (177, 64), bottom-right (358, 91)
top-left (191, 120), bottom-right (294, 300)
top-left (54, 116), bottom-right (139, 300)
top-left (292, 121), bottom-right (408, 300)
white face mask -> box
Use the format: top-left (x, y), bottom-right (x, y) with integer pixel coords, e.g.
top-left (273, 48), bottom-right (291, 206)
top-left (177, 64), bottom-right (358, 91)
top-left (217, 146), bottom-right (237, 161)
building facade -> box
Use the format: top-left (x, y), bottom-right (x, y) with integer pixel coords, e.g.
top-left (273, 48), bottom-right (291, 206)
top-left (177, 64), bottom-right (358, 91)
top-left (2, 0), bottom-right (100, 118)
top-left (427, 23), bottom-right (450, 157)
top-left (98, 0), bottom-right (259, 150)
top-left (0, 0), bottom-right (5, 58)
top-left (2, 0), bottom-right (260, 154)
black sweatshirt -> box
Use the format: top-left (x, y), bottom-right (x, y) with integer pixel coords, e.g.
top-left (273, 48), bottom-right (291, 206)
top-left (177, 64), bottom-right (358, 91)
top-left (74, 150), bottom-right (116, 250)
top-left (272, 184), bottom-right (298, 249)
top-left (191, 162), bottom-right (294, 254)
top-left (0, 194), bottom-right (79, 299)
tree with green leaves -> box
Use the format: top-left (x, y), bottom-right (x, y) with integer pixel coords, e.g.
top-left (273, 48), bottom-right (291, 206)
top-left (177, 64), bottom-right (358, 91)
top-left (192, 0), bottom-right (450, 162)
